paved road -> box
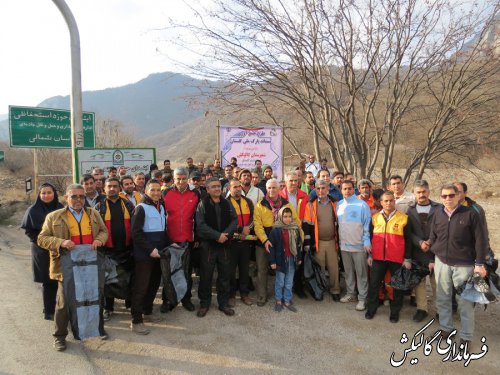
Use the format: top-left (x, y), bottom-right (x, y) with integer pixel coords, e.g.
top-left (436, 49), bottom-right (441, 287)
top-left (0, 225), bottom-right (499, 375)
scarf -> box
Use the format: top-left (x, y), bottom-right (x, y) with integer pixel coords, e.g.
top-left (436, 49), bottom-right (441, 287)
top-left (272, 207), bottom-right (300, 256)
top-left (21, 183), bottom-right (63, 232)
top-left (266, 195), bottom-right (283, 221)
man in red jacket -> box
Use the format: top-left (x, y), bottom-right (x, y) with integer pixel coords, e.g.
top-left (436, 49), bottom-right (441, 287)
top-left (162, 167), bottom-right (200, 313)
top-left (280, 170), bottom-right (309, 298)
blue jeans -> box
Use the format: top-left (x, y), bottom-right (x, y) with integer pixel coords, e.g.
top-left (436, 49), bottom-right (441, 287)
top-left (435, 258), bottom-right (475, 340)
top-left (275, 257), bottom-right (296, 304)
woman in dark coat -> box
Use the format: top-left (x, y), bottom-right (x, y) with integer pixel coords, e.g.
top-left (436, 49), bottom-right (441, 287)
top-left (21, 183), bottom-right (63, 320)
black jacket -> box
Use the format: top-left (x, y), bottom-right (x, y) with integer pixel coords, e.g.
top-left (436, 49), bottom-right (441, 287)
top-left (407, 201), bottom-right (441, 266)
top-left (429, 205), bottom-right (488, 266)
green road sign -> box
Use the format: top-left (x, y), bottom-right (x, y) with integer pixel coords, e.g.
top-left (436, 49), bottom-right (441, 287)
top-left (0, 150), bottom-right (4, 162)
top-left (9, 106), bottom-right (95, 148)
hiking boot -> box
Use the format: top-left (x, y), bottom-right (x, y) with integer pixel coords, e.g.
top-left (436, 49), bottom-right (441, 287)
top-left (182, 300), bottom-right (196, 312)
top-left (284, 303), bottom-right (297, 313)
top-left (389, 312), bottom-right (400, 323)
top-left (413, 309), bottom-right (428, 323)
top-left (160, 302), bottom-right (173, 314)
top-left (130, 322), bottom-right (150, 335)
top-left (103, 309), bottom-right (112, 321)
top-left (197, 307), bottom-right (209, 318)
top-left (331, 294), bottom-right (341, 302)
top-left (143, 314), bottom-right (162, 323)
top-left (340, 294), bottom-right (357, 303)
top-left (365, 310), bottom-right (375, 320)
top-left (219, 306), bottom-right (235, 316)
top-left (256, 298), bottom-right (267, 307)
top-left (53, 338), bottom-right (66, 351)
top-left (241, 295), bottom-right (253, 306)
top-left (100, 331), bottom-right (109, 340)
top-left (355, 300), bottom-right (366, 311)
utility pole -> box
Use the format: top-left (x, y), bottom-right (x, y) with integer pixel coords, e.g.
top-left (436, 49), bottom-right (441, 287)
top-left (52, 0), bottom-right (83, 183)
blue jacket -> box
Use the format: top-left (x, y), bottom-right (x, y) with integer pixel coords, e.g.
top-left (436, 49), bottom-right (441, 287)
top-left (268, 227), bottom-right (303, 272)
top-left (335, 195), bottom-right (371, 251)
top-left (308, 183), bottom-right (342, 202)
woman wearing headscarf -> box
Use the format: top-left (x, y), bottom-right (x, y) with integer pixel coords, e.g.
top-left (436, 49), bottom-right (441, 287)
top-left (21, 183), bottom-right (63, 320)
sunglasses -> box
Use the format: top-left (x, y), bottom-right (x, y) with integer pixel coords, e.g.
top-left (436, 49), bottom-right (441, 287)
top-left (441, 194), bottom-right (456, 199)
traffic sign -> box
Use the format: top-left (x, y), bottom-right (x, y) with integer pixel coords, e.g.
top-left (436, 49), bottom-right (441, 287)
top-left (9, 106), bottom-right (95, 148)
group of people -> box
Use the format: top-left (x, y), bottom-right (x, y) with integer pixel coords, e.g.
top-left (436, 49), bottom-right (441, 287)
top-left (21, 154), bottom-right (492, 352)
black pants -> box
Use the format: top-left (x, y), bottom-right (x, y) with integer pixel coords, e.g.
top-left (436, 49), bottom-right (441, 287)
top-left (229, 241), bottom-right (251, 296)
top-left (42, 281), bottom-right (58, 315)
top-left (198, 242), bottom-right (231, 309)
top-left (367, 260), bottom-right (404, 315)
top-left (131, 259), bottom-right (162, 323)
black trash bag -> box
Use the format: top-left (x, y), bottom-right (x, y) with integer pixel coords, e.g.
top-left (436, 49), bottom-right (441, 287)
top-left (303, 250), bottom-right (328, 300)
top-left (159, 243), bottom-right (189, 308)
top-left (104, 261), bottom-right (133, 300)
top-left (456, 273), bottom-right (493, 304)
top-left (390, 261), bottom-right (430, 291)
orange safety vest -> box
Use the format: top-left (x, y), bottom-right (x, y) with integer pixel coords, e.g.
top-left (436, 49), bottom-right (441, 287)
top-left (104, 199), bottom-right (131, 248)
top-left (119, 191), bottom-right (142, 207)
top-left (357, 194), bottom-right (378, 216)
top-left (371, 211), bottom-right (408, 263)
top-left (67, 210), bottom-right (94, 245)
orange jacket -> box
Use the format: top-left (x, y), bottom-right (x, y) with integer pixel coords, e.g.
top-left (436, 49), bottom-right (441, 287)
top-left (302, 198), bottom-right (338, 252)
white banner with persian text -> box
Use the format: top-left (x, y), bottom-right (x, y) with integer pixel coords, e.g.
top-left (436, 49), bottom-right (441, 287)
top-left (219, 126), bottom-right (283, 180)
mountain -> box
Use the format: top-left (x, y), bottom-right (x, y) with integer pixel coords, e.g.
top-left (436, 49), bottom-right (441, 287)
top-left (0, 72), bottom-right (217, 141)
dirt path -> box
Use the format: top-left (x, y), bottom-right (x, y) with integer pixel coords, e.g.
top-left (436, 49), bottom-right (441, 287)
top-left (1, 224), bottom-right (499, 375)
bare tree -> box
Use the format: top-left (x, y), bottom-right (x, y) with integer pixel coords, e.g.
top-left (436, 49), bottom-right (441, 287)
top-left (165, 0), bottom-right (499, 184)
top-left (94, 118), bottom-right (139, 148)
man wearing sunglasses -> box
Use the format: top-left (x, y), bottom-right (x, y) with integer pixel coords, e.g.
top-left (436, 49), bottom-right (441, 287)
top-left (38, 184), bottom-right (108, 351)
top-left (428, 184), bottom-right (488, 346)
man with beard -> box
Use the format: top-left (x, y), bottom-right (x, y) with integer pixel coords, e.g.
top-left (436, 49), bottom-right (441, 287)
top-left (301, 171), bottom-right (315, 195)
top-left (95, 178), bottom-right (135, 320)
top-left (119, 175), bottom-right (142, 207)
top-left (239, 169), bottom-right (264, 205)
top-left (357, 179), bottom-right (378, 216)
top-left (133, 172), bottom-right (146, 195)
top-left (407, 180), bottom-right (440, 322)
